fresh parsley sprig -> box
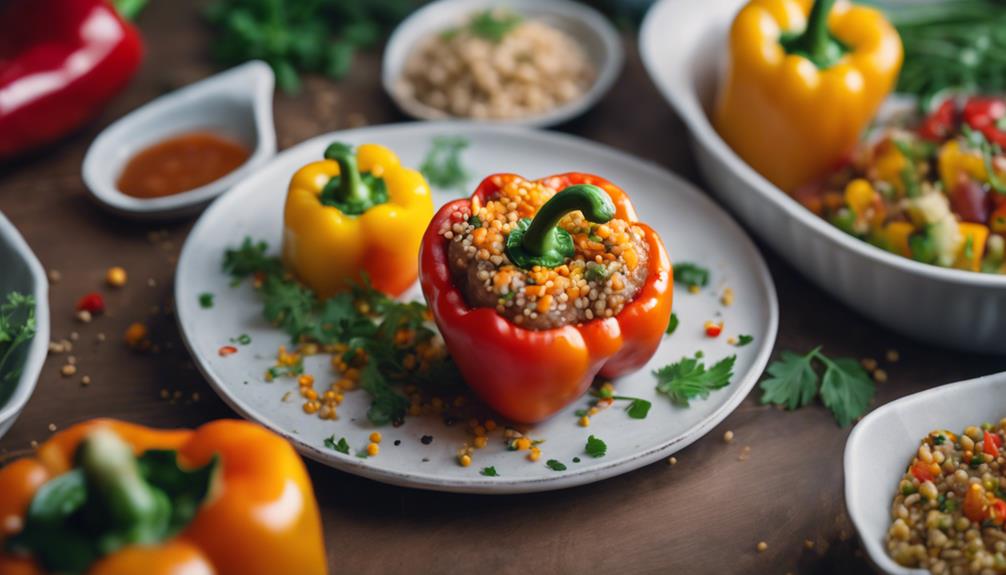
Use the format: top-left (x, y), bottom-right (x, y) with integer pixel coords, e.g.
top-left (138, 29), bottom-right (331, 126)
top-left (759, 347), bottom-right (875, 427)
top-left (673, 262), bottom-right (710, 289)
top-left (419, 136), bottom-right (471, 194)
top-left (654, 355), bottom-right (736, 406)
top-left (0, 292), bottom-right (36, 394)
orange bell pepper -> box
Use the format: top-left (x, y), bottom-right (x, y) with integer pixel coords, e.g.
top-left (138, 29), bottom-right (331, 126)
top-left (419, 173), bottom-right (673, 423)
top-left (0, 419), bottom-right (327, 575)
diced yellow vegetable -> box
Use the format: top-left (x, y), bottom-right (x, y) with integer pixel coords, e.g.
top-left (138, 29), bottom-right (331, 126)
top-left (884, 221), bottom-right (915, 258)
top-left (874, 144), bottom-right (908, 195)
top-left (939, 140), bottom-right (987, 193)
top-left (844, 179), bottom-right (877, 218)
top-left (956, 222), bottom-right (990, 272)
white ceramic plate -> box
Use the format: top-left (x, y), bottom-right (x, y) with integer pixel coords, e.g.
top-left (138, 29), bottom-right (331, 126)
top-left (640, 0), bottom-right (1006, 354)
top-left (175, 122), bottom-right (778, 493)
top-left (382, 0), bottom-right (623, 127)
top-left (845, 372), bottom-right (1006, 574)
top-left (0, 213), bottom-right (49, 439)
top-left (82, 61), bottom-right (276, 219)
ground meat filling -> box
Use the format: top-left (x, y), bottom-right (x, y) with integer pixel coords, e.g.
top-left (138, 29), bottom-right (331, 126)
top-left (441, 175), bottom-right (650, 330)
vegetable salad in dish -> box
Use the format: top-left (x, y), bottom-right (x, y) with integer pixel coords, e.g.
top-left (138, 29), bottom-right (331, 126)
top-left (797, 96), bottom-right (1006, 273)
top-left (887, 421), bottom-right (1006, 574)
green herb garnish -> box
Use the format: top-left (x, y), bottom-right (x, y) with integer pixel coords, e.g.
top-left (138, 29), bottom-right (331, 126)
top-left (736, 334), bottom-right (754, 347)
top-left (198, 292), bottom-right (215, 309)
top-left (585, 435), bottom-right (607, 458)
top-left (420, 136), bottom-right (471, 194)
top-left (324, 436), bottom-right (351, 455)
top-left (480, 466), bottom-right (499, 477)
top-left (545, 459), bottom-right (567, 471)
top-left (0, 292), bottom-right (36, 403)
top-left (232, 333), bottom-right (252, 345)
top-left (466, 9), bottom-right (522, 42)
top-left (665, 312), bottom-right (679, 335)
top-left (759, 346), bottom-right (875, 427)
top-left (673, 262), bottom-right (710, 289)
top-left (654, 355), bottom-right (736, 406)
top-left (585, 262), bottom-right (609, 282)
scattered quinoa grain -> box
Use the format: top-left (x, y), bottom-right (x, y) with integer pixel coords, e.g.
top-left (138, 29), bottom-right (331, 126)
top-left (60, 364), bottom-right (77, 377)
top-left (459, 454), bottom-right (472, 467)
top-left (47, 423), bottom-right (57, 432)
top-left (720, 287), bottom-right (734, 306)
top-left (369, 432), bottom-right (382, 444)
top-left (578, 415), bottom-right (590, 427)
top-left (873, 369), bottom-right (888, 383)
top-left (723, 430), bottom-right (735, 443)
top-left (886, 349), bottom-right (900, 363)
top-left (367, 443), bottom-right (380, 456)
top-left (75, 310), bottom-right (92, 323)
top-left (105, 266), bottom-right (127, 287)
top-left (668, 457), bottom-right (678, 465)
top-left (47, 269), bottom-right (61, 283)
top-left (861, 357), bottom-right (878, 372)
top-left (81, 375), bottom-right (91, 386)
top-left (757, 542), bottom-right (768, 552)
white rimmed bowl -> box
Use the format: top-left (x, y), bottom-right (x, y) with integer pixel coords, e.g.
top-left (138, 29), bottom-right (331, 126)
top-left (382, 0), bottom-right (624, 127)
top-left (82, 61), bottom-right (276, 219)
top-left (0, 213), bottom-right (49, 438)
top-left (640, 0), bottom-right (1006, 353)
top-left (845, 372), bottom-right (1006, 574)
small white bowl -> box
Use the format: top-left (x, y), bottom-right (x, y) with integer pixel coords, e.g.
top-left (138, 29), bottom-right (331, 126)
top-left (640, 0), bottom-right (1006, 353)
top-left (0, 213), bottom-right (49, 439)
top-left (82, 61), bottom-right (276, 219)
top-left (382, 0), bottom-right (623, 127)
top-left (845, 372), bottom-right (1006, 575)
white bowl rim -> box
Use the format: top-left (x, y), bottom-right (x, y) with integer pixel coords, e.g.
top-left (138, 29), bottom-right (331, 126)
top-left (0, 214), bottom-right (49, 428)
top-left (174, 120), bottom-right (781, 493)
top-left (381, 0), bottom-right (625, 128)
top-left (81, 60), bottom-right (276, 218)
top-left (638, 0), bottom-right (1006, 289)
top-left (843, 372), bottom-right (1006, 575)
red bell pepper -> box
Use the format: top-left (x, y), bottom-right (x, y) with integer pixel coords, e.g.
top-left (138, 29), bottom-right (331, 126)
top-left (918, 98), bottom-right (957, 142)
top-left (0, 0), bottom-right (143, 159)
top-left (963, 96), bottom-right (1006, 149)
top-left (419, 173), bottom-right (673, 423)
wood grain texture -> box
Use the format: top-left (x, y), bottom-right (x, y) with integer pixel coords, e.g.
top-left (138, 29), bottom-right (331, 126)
top-left (2, 2), bottom-right (1005, 573)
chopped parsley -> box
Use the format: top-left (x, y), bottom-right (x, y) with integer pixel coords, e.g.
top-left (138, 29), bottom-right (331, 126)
top-left (324, 436), bottom-right (350, 455)
top-left (735, 334), bottom-right (754, 347)
top-left (199, 292), bottom-right (215, 308)
top-left (654, 355), bottom-right (736, 406)
top-left (673, 262), bottom-right (710, 289)
top-left (0, 292), bottom-right (36, 390)
top-left (759, 346), bottom-right (875, 427)
top-left (224, 237), bottom-right (463, 425)
top-left (420, 136), bottom-right (470, 194)
top-left (585, 435), bottom-right (607, 458)
top-left (585, 262), bottom-right (609, 282)
top-left (480, 466), bottom-right (499, 477)
top-left (465, 9), bottom-right (521, 42)
top-left (589, 387), bottom-right (651, 419)
top-left (231, 333), bottom-right (252, 345)
top-left (665, 312), bottom-right (679, 335)
top-left (545, 459), bottom-right (567, 471)
top-left (467, 215), bottom-right (482, 228)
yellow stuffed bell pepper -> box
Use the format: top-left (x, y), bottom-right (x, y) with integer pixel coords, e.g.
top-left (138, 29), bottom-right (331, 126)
top-left (715, 0), bottom-right (902, 192)
top-left (0, 419), bottom-right (327, 575)
top-left (283, 142), bottom-right (434, 299)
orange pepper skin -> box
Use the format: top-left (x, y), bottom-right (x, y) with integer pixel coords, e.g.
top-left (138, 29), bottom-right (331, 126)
top-left (419, 173), bottom-right (673, 423)
top-left (0, 419), bottom-right (327, 575)
top-left (714, 0), bottom-right (902, 192)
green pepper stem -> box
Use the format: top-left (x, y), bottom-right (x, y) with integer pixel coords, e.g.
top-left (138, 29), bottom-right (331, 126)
top-left (77, 429), bottom-right (162, 533)
top-left (324, 142), bottom-right (371, 207)
top-left (782, 0), bottom-right (845, 69)
top-left (522, 184), bottom-right (615, 257)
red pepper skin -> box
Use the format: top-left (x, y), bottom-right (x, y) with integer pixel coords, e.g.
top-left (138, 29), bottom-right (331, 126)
top-left (984, 431), bottom-right (1002, 457)
top-left (419, 173), bottom-right (673, 423)
top-left (76, 292), bottom-right (105, 314)
top-left (0, 0), bottom-right (143, 159)
top-left (910, 460), bottom-right (934, 483)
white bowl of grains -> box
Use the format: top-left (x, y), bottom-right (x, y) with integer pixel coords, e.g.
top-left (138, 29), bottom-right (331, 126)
top-left (383, 0), bottom-right (623, 127)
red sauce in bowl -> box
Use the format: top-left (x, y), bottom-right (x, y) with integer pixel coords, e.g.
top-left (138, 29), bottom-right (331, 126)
top-left (117, 132), bottom-right (249, 198)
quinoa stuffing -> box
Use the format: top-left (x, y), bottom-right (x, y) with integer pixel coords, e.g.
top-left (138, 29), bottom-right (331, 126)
top-left (441, 174), bottom-right (650, 330)
top-left (886, 421), bottom-right (1006, 574)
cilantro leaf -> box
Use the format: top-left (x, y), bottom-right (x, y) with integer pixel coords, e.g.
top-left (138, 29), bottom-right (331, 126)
top-left (665, 312), bottom-right (679, 335)
top-left (736, 334), bottom-right (754, 347)
top-left (759, 350), bottom-right (819, 410)
top-left (420, 136), bottom-right (470, 193)
top-left (0, 292), bottom-right (37, 389)
top-left (818, 356), bottom-right (875, 427)
top-left (625, 398), bottom-right (651, 419)
top-left (480, 466), bottom-right (499, 477)
top-left (359, 363), bottom-right (409, 426)
top-left (585, 435), bottom-right (607, 458)
top-left (545, 459), bottom-right (567, 471)
top-left (673, 263), bottom-right (710, 289)
top-left (654, 355), bottom-right (736, 406)
top-left (324, 436), bottom-right (350, 455)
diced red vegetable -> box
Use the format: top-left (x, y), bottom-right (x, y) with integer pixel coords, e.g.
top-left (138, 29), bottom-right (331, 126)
top-left (963, 97), bottom-right (1006, 149)
top-left (991, 499), bottom-right (1006, 526)
top-left (949, 178), bottom-right (991, 224)
top-left (984, 431), bottom-right (1002, 457)
top-left (704, 321), bottom-right (723, 338)
top-left (919, 99), bottom-right (957, 142)
top-left (910, 460), bottom-right (934, 482)
top-left (76, 292), bottom-right (105, 314)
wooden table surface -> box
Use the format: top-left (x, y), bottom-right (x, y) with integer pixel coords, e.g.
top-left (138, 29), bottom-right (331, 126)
top-left (3, 2), bottom-right (1006, 573)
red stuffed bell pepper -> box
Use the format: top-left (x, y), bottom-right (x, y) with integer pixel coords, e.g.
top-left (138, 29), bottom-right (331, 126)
top-left (0, 0), bottom-right (143, 159)
top-left (419, 173), bottom-right (673, 423)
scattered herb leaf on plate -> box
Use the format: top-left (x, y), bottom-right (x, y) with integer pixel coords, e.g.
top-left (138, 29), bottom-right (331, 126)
top-left (759, 347), bottom-right (875, 427)
top-left (546, 459), bottom-right (567, 471)
top-left (654, 355), bottom-right (736, 406)
top-left (480, 466), bottom-right (499, 477)
top-left (585, 435), bottom-right (607, 458)
top-left (324, 436), bottom-right (350, 455)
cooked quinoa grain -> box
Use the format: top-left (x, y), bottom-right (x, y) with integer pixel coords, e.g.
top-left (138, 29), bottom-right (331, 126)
top-left (442, 175), bottom-right (649, 330)
top-left (398, 10), bottom-right (594, 121)
top-left (886, 422), bottom-right (1006, 574)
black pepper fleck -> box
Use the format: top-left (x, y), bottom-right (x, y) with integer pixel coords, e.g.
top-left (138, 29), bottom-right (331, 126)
top-left (394, 439), bottom-right (401, 446)
top-left (420, 435), bottom-right (434, 445)
top-left (573, 457), bottom-right (581, 463)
